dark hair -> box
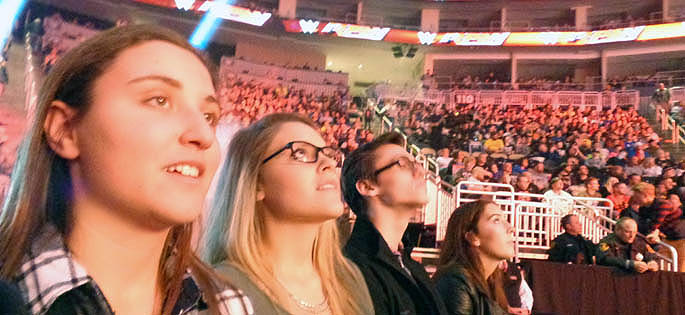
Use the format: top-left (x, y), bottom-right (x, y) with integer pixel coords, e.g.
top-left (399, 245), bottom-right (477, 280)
top-left (0, 25), bottom-right (222, 314)
top-left (560, 214), bottom-right (576, 230)
top-left (584, 177), bottom-right (599, 187)
top-left (341, 132), bottom-right (405, 218)
top-left (437, 200), bottom-right (508, 310)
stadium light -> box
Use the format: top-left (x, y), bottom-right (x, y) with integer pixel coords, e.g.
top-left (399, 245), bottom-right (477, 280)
top-left (0, 0), bottom-right (29, 52)
top-left (189, 0), bottom-right (232, 50)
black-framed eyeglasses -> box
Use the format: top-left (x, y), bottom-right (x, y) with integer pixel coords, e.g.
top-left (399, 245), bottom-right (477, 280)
top-left (373, 156), bottom-right (422, 176)
top-left (262, 141), bottom-right (343, 167)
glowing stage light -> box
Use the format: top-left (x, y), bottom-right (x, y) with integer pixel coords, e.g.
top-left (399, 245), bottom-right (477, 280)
top-left (189, 0), bottom-right (232, 50)
top-left (0, 0), bottom-right (29, 52)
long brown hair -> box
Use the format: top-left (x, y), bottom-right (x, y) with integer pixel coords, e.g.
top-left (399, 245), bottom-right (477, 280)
top-left (203, 113), bottom-right (373, 315)
top-left (438, 200), bottom-right (508, 310)
top-left (0, 25), bottom-right (223, 314)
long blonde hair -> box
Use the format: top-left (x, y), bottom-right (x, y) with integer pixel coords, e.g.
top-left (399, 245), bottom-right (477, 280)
top-left (0, 25), bottom-right (227, 314)
top-left (203, 113), bottom-right (373, 314)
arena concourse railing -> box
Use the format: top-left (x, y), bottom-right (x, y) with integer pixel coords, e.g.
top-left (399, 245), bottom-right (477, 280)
top-left (371, 84), bottom-right (640, 110)
top-left (369, 100), bottom-right (678, 272)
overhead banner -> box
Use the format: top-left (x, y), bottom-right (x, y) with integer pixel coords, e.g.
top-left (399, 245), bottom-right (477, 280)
top-left (284, 19), bottom-right (685, 46)
top-left (638, 22), bottom-right (685, 41)
top-left (133, 0), bottom-right (272, 26)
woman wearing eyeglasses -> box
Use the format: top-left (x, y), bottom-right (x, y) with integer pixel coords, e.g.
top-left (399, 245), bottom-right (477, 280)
top-left (202, 113), bottom-right (374, 315)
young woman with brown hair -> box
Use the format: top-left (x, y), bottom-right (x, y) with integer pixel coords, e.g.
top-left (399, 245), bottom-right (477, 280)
top-left (0, 25), bottom-right (251, 314)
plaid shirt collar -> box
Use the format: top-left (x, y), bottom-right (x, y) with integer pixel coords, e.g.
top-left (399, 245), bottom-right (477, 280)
top-left (15, 224), bottom-right (91, 314)
top-left (15, 224), bottom-right (254, 315)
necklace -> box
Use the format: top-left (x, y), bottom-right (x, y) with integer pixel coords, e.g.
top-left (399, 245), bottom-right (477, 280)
top-left (275, 277), bottom-right (330, 314)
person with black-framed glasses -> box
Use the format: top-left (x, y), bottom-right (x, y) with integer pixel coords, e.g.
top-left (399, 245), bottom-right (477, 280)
top-left (341, 132), bottom-right (448, 315)
top-left (204, 113), bottom-right (374, 315)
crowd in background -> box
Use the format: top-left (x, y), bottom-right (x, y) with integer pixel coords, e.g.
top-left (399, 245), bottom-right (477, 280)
top-left (218, 74), bottom-right (372, 153)
top-left (378, 100), bottom-right (685, 213)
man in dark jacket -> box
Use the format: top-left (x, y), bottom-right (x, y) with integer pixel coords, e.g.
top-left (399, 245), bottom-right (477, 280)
top-left (548, 214), bottom-right (597, 264)
top-left (341, 132), bottom-right (448, 315)
top-left (597, 217), bottom-right (660, 273)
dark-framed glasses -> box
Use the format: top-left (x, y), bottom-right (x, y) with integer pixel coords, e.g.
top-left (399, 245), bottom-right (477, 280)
top-left (373, 156), bottom-right (422, 176)
top-left (262, 141), bottom-right (343, 167)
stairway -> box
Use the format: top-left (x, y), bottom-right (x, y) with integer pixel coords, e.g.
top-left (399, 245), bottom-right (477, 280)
top-left (642, 103), bottom-right (685, 161)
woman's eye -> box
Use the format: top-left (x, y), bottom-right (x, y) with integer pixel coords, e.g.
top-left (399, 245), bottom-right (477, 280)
top-left (291, 149), bottom-right (307, 161)
top-left (204, 112), bottom-right (218, 126)
top-left (145, 96), bottom-right (169, 108)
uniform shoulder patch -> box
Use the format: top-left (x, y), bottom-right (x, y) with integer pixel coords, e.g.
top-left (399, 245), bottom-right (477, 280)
top-left (646, 244), bottom-right (656, 253)
top-left (599, 242), bottom-right (609, 252)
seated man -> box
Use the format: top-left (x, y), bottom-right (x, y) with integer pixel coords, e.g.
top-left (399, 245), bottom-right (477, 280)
top-left (548, 214), bottom-right (597, 264)
top-left (597, 217), bottom-right (659, 273)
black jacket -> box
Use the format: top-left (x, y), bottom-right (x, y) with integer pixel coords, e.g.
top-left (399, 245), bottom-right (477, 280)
top-left (433, 263), bottom-right (507, 315)
top-left (344, 218), bottom-right (447, 315)
top-left (548, 232), bottom-right (597, 264)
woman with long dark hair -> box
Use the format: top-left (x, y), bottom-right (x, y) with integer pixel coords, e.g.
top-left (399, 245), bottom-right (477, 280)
top-left (433, 200), bottom-right (514, 315)
top-left (0, 25), bottom-right (251, 314)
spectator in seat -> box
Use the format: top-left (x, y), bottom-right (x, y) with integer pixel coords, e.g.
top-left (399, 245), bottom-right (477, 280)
top-left (0, 25), bottom-right (252, 314)
top-left (575, 177), bottom-right (602, 198)
top-left (620, 196), bottom-right (643, 228)
top-left (544, 177), bottom-right (573, 215)
top-left (597, 218), bottom-right (660, 273)
top-left (515, 173), bottom-right (540, 200)
top-left (434, 200), bottom-right (512, 315)
top-left (476, 152), bottom-right (489, 168)
top-left (529, 160), bottom-right (550, 191)
top-left (548, 214), bottom-right (597, 264)
top-left (495, 161), bottom-right (514, 185)
top-left (628, 173), bottom-right (642, 188)
top-left (642, 157), bottom-right (662, 178)
top-left (436, 148), bottom-right (453, 170)
top-left (205, 113), bottom-right (374, 314)
top-left (600, 176), bottom-right (619, 197)
top-left (468, 166), bottom-right (493, 191)
top-left (624, 156), bottom-right (643, 177)
top-left (484, 133), bottom-right (505, 153)
top-left (341, 132), bottom-right (447, 315)
top-left (499, 260), bottom-right (533, 315)
top-left (655, 149), bottom-right (673, 168)
top-left (632, 182), bottom-right (685, 271)
top-left (571, 165), bottom-right (591, 186)
top-left (607, 182), bottom-right (631, 217)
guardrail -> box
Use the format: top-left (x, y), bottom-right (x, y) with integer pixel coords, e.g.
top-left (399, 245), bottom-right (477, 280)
top-left (653, 102), bottom-right (685, 145)
top-left (372, 85), bottom-right (640, 110)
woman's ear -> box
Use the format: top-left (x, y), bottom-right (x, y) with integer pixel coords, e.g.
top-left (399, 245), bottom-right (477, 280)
top-left (44, 100), bottom-right (80, 160)
top-left (466, 231), bottom-right (481, 247)
top-left (256, 182), bottom-right (266, 202)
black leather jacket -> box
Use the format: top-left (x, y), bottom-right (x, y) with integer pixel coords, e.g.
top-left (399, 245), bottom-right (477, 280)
top-left (433, 263), bottom-right (508, 315)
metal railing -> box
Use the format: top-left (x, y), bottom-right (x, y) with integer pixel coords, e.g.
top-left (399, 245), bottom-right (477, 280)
top-left (371, 85), bottom-right (640, 110)
top-left (653, 101), bottom-right (685, 145)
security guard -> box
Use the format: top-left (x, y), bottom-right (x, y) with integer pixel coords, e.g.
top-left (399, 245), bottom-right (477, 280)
top-left (548, 214), bottom-right (597, 264)
top-left (597, 217), bottom-right (660, 273)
